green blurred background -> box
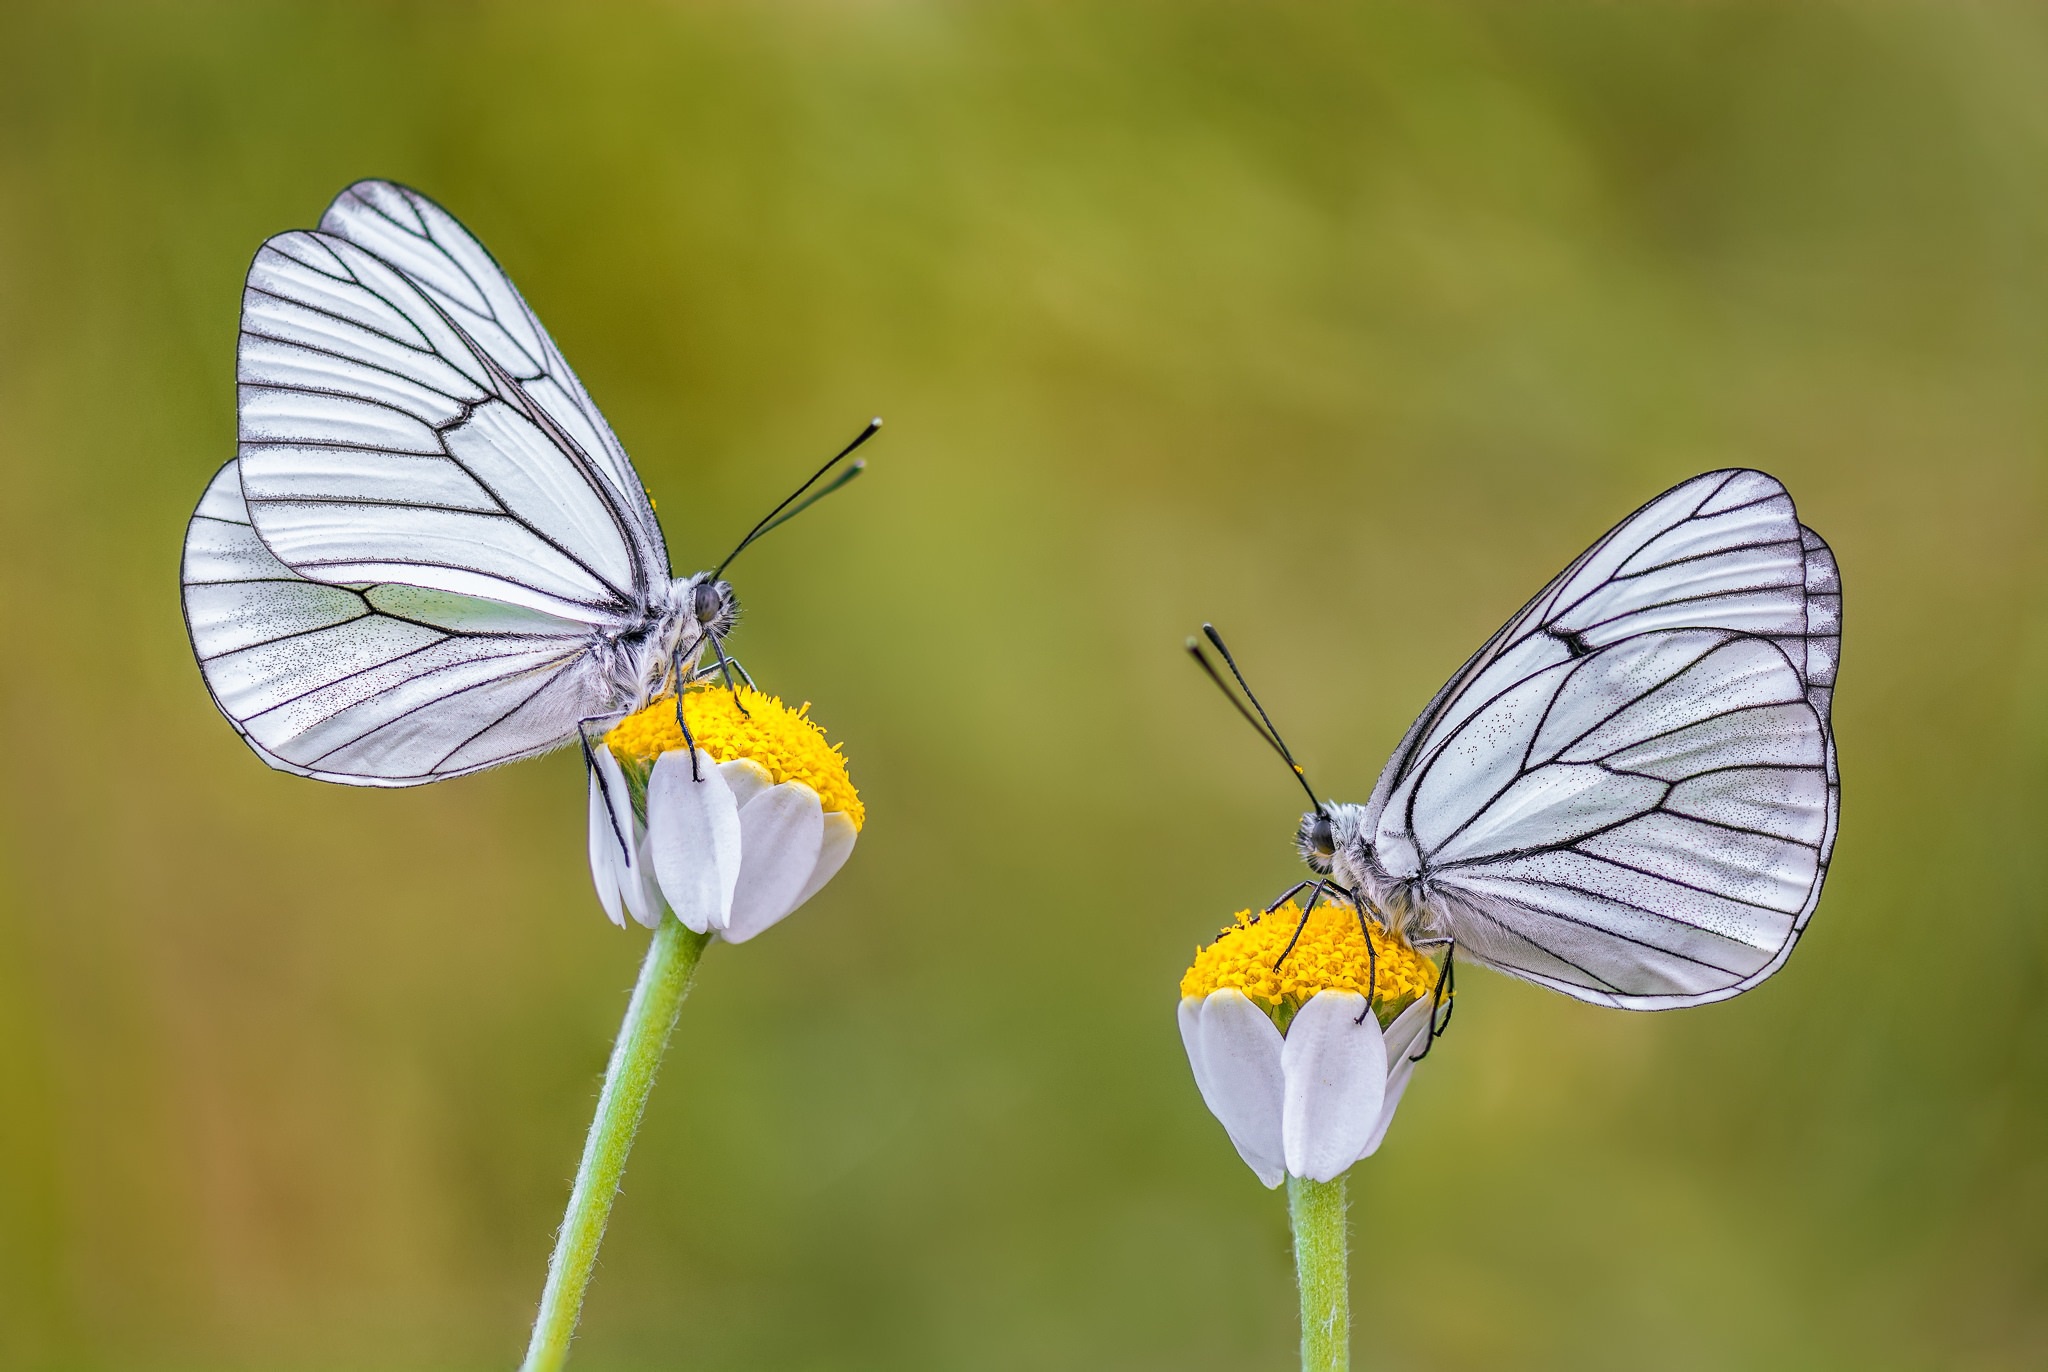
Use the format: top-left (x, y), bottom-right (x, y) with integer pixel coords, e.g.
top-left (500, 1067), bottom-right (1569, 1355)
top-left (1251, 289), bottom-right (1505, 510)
top-left (2, 3), bottom-right (2044, 1368)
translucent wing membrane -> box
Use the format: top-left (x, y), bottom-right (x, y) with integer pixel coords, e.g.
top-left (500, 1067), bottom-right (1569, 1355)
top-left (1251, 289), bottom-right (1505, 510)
top-left (1795, 525), bottom-right (1841, 756)
top-left (1366, 470), bottom-right (1842, 1008)
top-left (182, 459), bottom-right (598, 785)
top-left (237, 180), bottom-right (666, 620)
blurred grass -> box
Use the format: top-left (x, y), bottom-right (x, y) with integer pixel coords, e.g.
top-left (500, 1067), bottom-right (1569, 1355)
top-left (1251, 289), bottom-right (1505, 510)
top-left (0, 1), bottom-right (2045, 1368)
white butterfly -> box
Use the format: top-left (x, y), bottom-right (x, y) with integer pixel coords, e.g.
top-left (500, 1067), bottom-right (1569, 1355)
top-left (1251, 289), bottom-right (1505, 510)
top-left (181, 180), bottom-right (871, 786)
top-left (1197, 469), bottom-right (1840, 1013)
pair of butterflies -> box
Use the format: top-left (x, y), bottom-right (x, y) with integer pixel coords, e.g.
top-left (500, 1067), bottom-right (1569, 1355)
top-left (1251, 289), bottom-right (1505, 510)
top-left (181, 181), bottom-right (1840, 1011)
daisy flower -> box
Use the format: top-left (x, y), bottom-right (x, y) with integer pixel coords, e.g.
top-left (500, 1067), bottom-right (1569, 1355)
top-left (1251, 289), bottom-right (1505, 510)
top-left (1179, 899), bottom-right (1442, 1186)
top-left (588, 685), bottom-right (864, 940)
top-left (1179, 898), bottom-right (1448, 1372)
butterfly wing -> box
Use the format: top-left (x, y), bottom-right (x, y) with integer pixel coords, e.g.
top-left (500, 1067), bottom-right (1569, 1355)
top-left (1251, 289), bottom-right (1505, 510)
top-left (236, 180), bottom-right (666, 622)
top-left (1365, 471), bottom-right (1841, 1008)
top-left (182, 459), bottom-right (602, 785)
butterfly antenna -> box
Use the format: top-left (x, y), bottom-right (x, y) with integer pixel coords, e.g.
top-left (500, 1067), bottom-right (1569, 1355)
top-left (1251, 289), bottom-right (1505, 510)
top-left (714, 418), bottom-right (881, 577)
top-left (1185, 624), bottom-right (1325, 813)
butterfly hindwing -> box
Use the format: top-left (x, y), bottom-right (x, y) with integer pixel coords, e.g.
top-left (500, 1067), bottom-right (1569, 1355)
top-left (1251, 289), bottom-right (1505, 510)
top-left (1377, 629), bottom-right (1830, 1007)
top-left (183, 458), bottom-right (599, 785)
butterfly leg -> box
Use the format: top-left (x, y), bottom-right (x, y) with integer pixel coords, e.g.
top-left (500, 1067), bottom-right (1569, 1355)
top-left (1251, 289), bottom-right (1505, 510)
top-left (706, 634), bottom-right (751, 716)
top-left (1360, 916), bottom-right (1379, 1017)
top-left (684, 650), bottom-right (758, 693)
top-left (1262, 880), bottom-right (1320, 922)
top-left (1334, 892), bottom-right (1384, 1022)
top-left (579, 717), bottom-right (632, 862)
top-left (665, 678), bottom-right (704, 782)
top-left (662, 641), bottom-right (715, 781)
top-left (1268, 880), bottom-right (1385, 1019)
top-left (1272, 880), bottom-right (1328, 971)
top-left (1403, 936), bottom-right (1457, 1062)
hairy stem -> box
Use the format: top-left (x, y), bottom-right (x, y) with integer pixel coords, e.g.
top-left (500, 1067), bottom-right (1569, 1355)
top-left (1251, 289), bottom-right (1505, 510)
top-left (1289, 1173), bottom-right (1350, 1372)
top-left (521, 919), bottom-right (709, 1372)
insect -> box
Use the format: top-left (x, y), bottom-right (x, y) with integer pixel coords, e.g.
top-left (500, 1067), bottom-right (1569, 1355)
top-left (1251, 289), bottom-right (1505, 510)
top-left (1192, 469), bottom-right (1840, 1022)
top-left (181, 180), bottom-right (873, 788)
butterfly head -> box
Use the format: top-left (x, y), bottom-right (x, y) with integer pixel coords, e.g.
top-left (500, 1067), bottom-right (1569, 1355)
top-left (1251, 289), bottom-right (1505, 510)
top-left (1298, 803), bottom-right (1369, 881)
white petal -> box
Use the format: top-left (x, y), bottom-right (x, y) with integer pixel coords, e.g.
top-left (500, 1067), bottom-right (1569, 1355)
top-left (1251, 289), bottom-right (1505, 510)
top-left (591, 747), bottom-right (667, 929)
top-left (717, 756), bottom-right (774, 811)
top-left (646, 750), bottom-right (742, 933)
top-left (1178, 996), bottom-right (1205, 1073)
top-left (586, 764), bottom-right (627, 928)
top-left (1281, 992), bottom-right (1388, 1183)
top-left (1186, 991), bottom-right (1286, 1189)
top-left (722, 782), bottom-right (825, 943)
top-left (1354, 996), bottom-right (1437, 1163)
top-left (789, 810), bottom-right (858, 914)
top-left (622, 827), bottom-right (665, 930)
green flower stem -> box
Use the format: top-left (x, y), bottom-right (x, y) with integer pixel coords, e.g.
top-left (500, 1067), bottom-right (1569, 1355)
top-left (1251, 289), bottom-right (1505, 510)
top-left (521, 918), bottom-right (711, 1372)
top-left (1288, 1174), bottom-right (1350, 1372)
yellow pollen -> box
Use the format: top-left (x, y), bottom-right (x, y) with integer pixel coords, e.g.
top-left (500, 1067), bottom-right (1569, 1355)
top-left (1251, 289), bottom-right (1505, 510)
top-left (1180, 901), bottom-right (1444, 1025)
top-left (605, 686), bottom-right (864, 830)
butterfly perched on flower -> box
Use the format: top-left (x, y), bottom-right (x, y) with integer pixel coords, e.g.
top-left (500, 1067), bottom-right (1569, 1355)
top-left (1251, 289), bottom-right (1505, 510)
top-left (181, 180), bottom-right (873, 788)
top-left (1195, 469), bottom-right (1840, 1015)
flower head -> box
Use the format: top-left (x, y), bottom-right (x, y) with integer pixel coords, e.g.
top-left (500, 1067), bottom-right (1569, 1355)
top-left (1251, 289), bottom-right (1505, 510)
top-left (588, 686), bottom-right (862, 941)
top-left (1179, 901), bottom-right (1444, 1187)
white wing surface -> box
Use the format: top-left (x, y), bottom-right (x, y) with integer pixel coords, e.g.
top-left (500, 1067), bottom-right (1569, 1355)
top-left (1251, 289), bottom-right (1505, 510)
top-left (1365, 470), bottom-right (1841, 1008)
top-left (237, 180), bottom-right (666, 621)
top-left (182, 459), bottom-right (599, 785)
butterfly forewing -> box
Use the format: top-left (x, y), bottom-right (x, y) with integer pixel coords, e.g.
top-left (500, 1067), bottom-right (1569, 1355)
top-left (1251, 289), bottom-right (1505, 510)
top-left (1362, 470), bottom-right (1824, 833)
top-left (1365, 469), bottom-right (1840, 1009)
top-left (237, 221), bottom-right (651, 621)
top-left (317, 180), bottom-right (664, 574)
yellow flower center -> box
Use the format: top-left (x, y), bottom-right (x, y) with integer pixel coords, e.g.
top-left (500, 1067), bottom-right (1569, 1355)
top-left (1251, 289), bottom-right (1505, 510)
top-left (605, 686), bottom-right (864, 830)
top-left (1180, 901), bottom-right (1444, 1028)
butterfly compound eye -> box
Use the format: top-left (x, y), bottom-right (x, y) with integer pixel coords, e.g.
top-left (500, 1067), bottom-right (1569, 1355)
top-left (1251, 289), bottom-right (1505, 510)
top-left (1296, 810), bottom-right (1336, 874)
top-left (692, 580), bottom-right (727, 626)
